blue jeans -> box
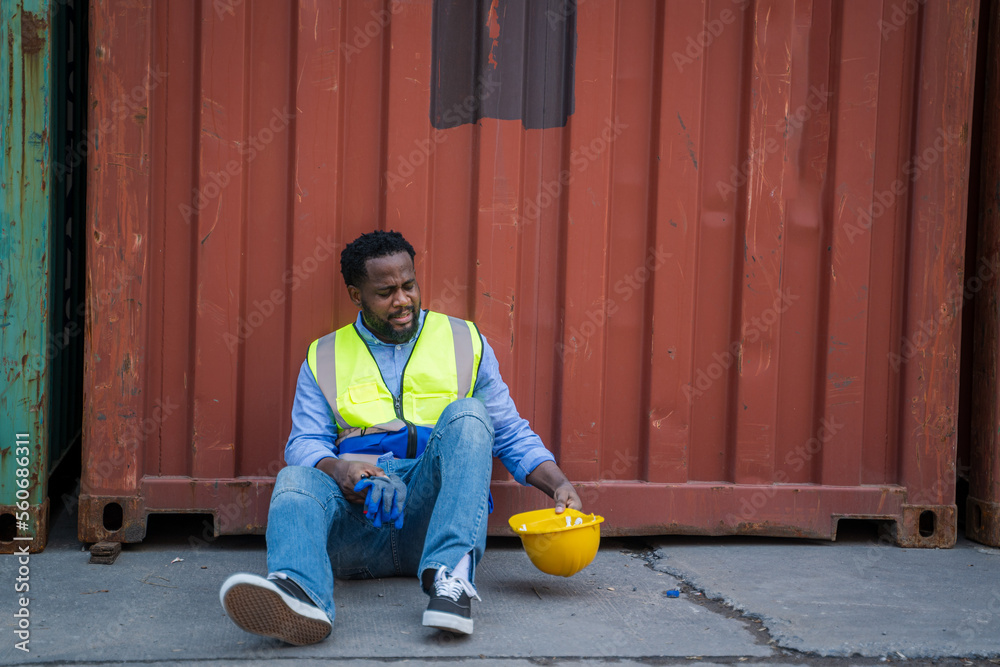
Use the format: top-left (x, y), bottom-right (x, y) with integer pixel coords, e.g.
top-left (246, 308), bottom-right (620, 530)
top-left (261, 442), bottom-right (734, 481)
top-left (265, 398), bottom-right (494, 625)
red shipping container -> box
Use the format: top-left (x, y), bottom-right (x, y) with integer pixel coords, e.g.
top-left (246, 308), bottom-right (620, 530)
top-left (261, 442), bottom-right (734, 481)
top-left (82, 0), bottom-right (979, 547)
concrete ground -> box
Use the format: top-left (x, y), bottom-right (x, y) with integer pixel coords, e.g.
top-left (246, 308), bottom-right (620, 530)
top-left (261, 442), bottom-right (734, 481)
top-left (1, 494), bottom-right (999, 667)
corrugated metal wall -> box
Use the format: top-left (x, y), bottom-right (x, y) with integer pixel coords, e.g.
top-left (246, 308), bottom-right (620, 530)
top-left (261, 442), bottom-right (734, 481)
top-left (1, 0), bottom-right (53, 553)
top-left (82, 0), bottom-right (979, 546)
top-left (1, 0), bottom-right (85, 554)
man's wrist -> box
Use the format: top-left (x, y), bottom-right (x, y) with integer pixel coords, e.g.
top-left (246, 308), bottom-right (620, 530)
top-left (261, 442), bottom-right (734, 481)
top-left (315, 456), bottom-right (342, 479)
top-left (526, 460), bottom-right (569, 497)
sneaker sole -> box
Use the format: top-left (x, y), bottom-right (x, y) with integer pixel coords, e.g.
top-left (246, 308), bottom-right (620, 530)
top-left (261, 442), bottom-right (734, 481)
top-left (223, 582), bottom-right (331, 645)
top-left (422, 609), bottom-right (473, 635)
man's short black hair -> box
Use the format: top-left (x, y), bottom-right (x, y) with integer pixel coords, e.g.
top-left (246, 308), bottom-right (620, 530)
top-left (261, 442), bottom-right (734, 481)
top-left (340, 230), bottom-right (416, 288)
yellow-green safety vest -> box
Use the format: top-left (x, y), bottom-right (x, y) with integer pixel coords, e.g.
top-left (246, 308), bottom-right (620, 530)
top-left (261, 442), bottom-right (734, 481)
top-left (307, 310), bottom-right (483, 455)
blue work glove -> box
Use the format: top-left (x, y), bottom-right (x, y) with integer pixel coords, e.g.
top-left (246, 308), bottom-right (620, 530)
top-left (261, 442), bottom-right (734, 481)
top-left (353, 474), bottom-right (407, 529)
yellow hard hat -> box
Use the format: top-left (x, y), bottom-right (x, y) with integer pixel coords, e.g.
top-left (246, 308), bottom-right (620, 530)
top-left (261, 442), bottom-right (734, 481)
top-left (508, 508), bottom-right (605, 577)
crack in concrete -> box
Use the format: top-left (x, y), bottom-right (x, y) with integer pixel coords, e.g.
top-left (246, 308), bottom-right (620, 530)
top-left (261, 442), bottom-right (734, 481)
top-left (624, 541), bottom-right (797, 657)
top-left (620, 542), bottom-right (1000, 666)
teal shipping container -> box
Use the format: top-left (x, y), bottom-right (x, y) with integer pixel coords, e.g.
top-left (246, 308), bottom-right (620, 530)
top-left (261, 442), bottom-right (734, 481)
top-left (1, 0), bottom-right (86, 554)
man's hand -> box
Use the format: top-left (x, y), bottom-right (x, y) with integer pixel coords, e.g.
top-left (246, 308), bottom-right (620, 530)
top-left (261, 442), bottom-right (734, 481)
top-left (552, 481), bottom-right (583, 514)
top-left (526, 460), bottom-right (583, 514)
top-left (316, 457), bottom-right (386, 504)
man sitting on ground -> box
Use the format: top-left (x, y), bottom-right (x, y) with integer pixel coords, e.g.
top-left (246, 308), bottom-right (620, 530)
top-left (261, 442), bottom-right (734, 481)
top-left (220, 229), bottom-right (582, 643)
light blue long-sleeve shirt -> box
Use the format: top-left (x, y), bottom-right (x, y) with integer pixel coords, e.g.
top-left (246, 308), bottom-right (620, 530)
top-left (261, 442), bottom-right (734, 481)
top-left (283, 310), bottom-right (555, 485)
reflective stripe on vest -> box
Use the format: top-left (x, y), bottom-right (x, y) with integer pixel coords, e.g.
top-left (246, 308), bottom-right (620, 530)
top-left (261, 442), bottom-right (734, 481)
top-left (307, 311), bottom-right (483, 444)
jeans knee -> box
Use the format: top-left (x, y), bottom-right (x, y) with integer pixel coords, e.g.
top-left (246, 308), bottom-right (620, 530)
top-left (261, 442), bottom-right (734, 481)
top-left (272, 465), bottom-right (335, 501)
top-left (431, 399), bottom-right (493, 460)
top-left (276, 464), bottom-right (321, 486)
top-left (440, 398), bottom-right (492, 432)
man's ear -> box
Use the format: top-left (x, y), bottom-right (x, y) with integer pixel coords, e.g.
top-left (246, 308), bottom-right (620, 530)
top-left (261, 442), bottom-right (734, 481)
top-left (347, 285), bottom-right (361, 307)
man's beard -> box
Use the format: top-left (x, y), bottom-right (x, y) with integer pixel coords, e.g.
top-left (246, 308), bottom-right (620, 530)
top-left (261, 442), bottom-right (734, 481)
top-left (361, 302), bottom-right (419, 344)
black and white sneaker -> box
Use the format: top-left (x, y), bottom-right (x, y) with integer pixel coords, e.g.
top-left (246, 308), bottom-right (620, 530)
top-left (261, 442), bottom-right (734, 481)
top-left (220, 572), bottom-right (331, 645)
top-left (422, 566), bottom-right (481, 635)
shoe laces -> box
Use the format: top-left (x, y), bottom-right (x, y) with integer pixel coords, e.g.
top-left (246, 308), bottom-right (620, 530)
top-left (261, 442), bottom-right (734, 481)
top-left (433, 567), bottom-right (481, 602)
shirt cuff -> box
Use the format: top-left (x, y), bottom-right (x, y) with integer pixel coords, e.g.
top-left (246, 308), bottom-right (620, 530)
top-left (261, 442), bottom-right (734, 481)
top-left (514, 449), bottom-right (556, 486)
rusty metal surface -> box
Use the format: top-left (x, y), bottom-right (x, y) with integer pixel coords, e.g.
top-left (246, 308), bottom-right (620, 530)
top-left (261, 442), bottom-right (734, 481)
top-left (1, 0), bottom-right (52, 554)
top-left (83, 0), bottom-right (978, 547)
top-left (969, 0), bottom-right (1000, 548)
top-left (88, 540), bottom-right (121, 565)
top-left (0, 499), bottom-right (48, 553)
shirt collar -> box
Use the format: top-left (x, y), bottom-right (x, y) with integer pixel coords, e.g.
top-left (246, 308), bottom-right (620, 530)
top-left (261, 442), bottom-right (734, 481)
top-left (354, 309), bottom-right (426, 347)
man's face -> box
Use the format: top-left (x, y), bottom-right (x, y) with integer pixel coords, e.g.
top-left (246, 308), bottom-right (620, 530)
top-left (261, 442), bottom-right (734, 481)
top-left (349, 251), bottom-right (421, 344)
